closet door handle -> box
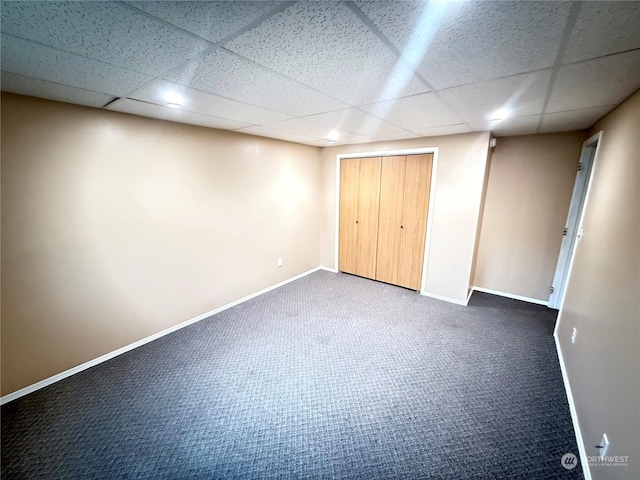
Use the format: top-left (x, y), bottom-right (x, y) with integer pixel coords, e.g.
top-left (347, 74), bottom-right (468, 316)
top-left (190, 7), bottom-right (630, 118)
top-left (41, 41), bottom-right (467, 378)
top-left (355, 220), bottom-right (358, 224)
top-left (400, 225), bottom-right (404, 229)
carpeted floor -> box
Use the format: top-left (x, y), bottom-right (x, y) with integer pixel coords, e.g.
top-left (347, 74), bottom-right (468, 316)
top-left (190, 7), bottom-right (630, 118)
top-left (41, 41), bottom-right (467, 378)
top-left (1, 270), bottom-right (582, 479)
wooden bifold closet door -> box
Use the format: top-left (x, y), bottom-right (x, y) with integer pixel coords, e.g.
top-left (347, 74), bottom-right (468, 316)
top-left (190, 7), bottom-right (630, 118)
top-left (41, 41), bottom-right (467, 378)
top-left (396, 154), bottom-right (432, 289)
top-left (338, 154), bottom-right (433, 290)
top-left (338, 157), bottom-right (381, 279)
top-left (339, 153), bottom-right (432, 291)
top-left (375, 156), bottom-right (406, 286)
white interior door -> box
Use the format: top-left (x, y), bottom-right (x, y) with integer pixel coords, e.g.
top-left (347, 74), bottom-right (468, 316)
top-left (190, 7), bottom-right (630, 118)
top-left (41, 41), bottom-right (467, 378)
top-left (548, 133), bottom-right (601, 309)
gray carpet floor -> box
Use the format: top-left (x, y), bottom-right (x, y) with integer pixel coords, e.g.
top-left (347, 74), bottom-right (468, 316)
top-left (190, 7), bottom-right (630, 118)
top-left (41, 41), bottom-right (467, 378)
top-left (1, 270), bottom-right (582, 479)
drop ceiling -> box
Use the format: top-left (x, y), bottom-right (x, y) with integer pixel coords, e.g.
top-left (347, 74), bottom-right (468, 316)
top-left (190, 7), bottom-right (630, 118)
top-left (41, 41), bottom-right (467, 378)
top-left (2, 1), bottom-right (639, 146)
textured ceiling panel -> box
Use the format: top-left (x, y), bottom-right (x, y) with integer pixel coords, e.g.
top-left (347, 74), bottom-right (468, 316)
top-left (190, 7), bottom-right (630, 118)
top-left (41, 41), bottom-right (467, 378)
top-left (263, 118), bottom-right (352, 140)
top-left (303, 108), bottom-right (402, 136)
top-left (1, 72), bottom-right (114, 108)
top-left (411, 124), bottom-right (473, 138)
top-left (1, 35), bottom-right (154, 96)
top-left (126, 1), bottom-right (284, 44)
top-left (539, 105), bottom-right (616, 133)
top-left (225, 1), bottom-right (428, 105)
top-left (106, 98), bottom-right (252, 130)
top-left (166, 50), bottom-right (347, 117)
top-left (547, 50), bottom-right (640, 113)
top-left (471, 115), bottom-right (541, 137)
top-left (303, 134), bottom-right (381, 146)
top-left (2, 0), bottom-right (639, 143)
top-left (360, 93), bottom-right (461, 130)
top-left (357, 0), bottom-right (570, 90)
top-left (0, 1), bottom-right (210, 77)
top-left (370, 130), bottom-right (419, 142)
top-left (439, 71), bottom-right (551, 123)
top-left (563, 1), bottom-right (640, 64)
top-left (336, 135), bottom-right (379, 145)
top-left (234, 125), bottom-right (318, 145)
top-left (130, 80), bottom-right (290, 125)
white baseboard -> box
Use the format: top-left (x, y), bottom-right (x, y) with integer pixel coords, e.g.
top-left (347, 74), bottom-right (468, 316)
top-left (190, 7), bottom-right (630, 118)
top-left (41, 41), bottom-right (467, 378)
top-left (420, 291), bottom-right (469, 306)
top-left (471, 286), bottom-right (549, 306)
top-left (554, 333), bottom-right (591, 480)
top-left (319, 266), bottom-right (338, 273)
top-left (0, 266), bottom-right (323, 405)
top-left (466, 288), bottom-right (474, 305)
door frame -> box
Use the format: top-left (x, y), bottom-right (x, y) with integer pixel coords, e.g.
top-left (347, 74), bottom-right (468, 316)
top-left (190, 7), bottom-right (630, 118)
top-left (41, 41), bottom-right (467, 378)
top-left (549, 131), bottom-right (603, 310)
top-left (334, 147), bottom-right (439, 294)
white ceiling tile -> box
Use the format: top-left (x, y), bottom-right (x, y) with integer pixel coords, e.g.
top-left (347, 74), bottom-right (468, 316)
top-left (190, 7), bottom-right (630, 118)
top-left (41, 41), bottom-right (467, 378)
top-left (563, 1), bottom-right (640, 64)
top-left (235, 125), bottom-right (318, 145)
top-left (2, 0), bottom-right (636, 142)
top-left (471, 115), bottom-right (541, 137)
top-left (303, 108), bottom-right (401, 135)
top-left (439, 70), bottom-right (551, 123)
top-left (357, 0), bottom-right (570, 90)
top-left (371, 130), bottom-right (420, 142)
top-left (412, 124), bottom-right (472, 138)
top-left (225, 1), bottom-right (428, 105)
top-left (166, 50), bottom-right (347, 117)
top-left (130, 80), bottom-right (290, 125)
top-left (304, 139), bottom-right (336, 147)
top-left (106, 98), bottom-right (252, 130)
top-left (1, 35), bottom-right (154, 96)
top-left (0, 2), bottom-right (210, 77)
top-left (547, 50), bottom-right (640, 113)
top-left (335, 135), bottom-right (379, 145)
top-left (1, 72), bottom-right (114, 108)
top-left (127, 1), bottom-right (284, 44)
top-left (360, 93), bottom-right (462, 130)
top-left (264, 118), bottom-right (351, 140)
top-left (539, 105), bottom-right (616, 133)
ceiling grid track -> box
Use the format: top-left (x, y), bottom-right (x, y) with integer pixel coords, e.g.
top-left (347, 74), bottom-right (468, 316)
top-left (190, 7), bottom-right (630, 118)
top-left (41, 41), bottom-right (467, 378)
top-left (535, 1), bottom-right (583, 134)
top-left (110, 0), bottom-right (300, 107)
top-left (110, 0), bottom-right (412, 135)
top-left (3, 1), bottom-right (638, 143)
top-left (343, 1), bottom-right (473, 131)
top-left (216, 46), bottom-right (412, 133)
top-left (115, 0), bottom-right (422, 135)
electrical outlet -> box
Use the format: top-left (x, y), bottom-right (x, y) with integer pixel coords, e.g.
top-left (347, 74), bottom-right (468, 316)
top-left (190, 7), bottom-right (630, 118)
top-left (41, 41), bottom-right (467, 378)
top-left (571, 328), bottom-right (577, 344)
top-left (277, 257), bottom-right (283, 267)
top-left (598, 433), bottom-right (610, 459)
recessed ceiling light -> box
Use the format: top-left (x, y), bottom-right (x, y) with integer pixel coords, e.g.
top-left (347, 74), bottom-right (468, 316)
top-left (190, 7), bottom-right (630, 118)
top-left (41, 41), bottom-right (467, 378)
top-left (327, 140), bottom-right (336, 144)
top-left (490, 108), bottom-right (511, 122)
top-left (327, 130), bottom-right (340, 141)
top-left (164, 92), bottom-right (183, 109)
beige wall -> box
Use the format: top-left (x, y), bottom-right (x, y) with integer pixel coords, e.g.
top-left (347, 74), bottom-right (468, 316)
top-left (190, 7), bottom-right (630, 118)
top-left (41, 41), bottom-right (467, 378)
top-left (320, 132), bottom-right (492, 303)
top-left (1, 93), bottom-right (322, 395)
top-left (468, 146), bottom-right (493, 297)
top-left (556, 90), bottom-right (640, 480)
top-left (474, 133), bottom-right (586, 300)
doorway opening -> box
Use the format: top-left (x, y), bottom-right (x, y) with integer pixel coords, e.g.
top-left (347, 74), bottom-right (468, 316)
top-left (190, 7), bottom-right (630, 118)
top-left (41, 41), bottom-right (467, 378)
top-left (548, 132), bottom-right (602, 310)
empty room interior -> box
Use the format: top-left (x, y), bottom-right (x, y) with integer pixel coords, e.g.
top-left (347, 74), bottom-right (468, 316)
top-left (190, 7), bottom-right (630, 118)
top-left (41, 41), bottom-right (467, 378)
top-left (1, 1), bottom-right (639, 479)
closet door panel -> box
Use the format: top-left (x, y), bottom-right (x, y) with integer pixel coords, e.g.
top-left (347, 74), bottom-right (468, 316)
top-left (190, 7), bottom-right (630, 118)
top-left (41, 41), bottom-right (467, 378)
top-left (356, 156), bottom-right (382, 279)
top-left (376, 156), bottom-right (406, 285)
top-left (398, 154), bottom-right (433, 290)
top-left (338, 158), bottom-right (360, 275)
